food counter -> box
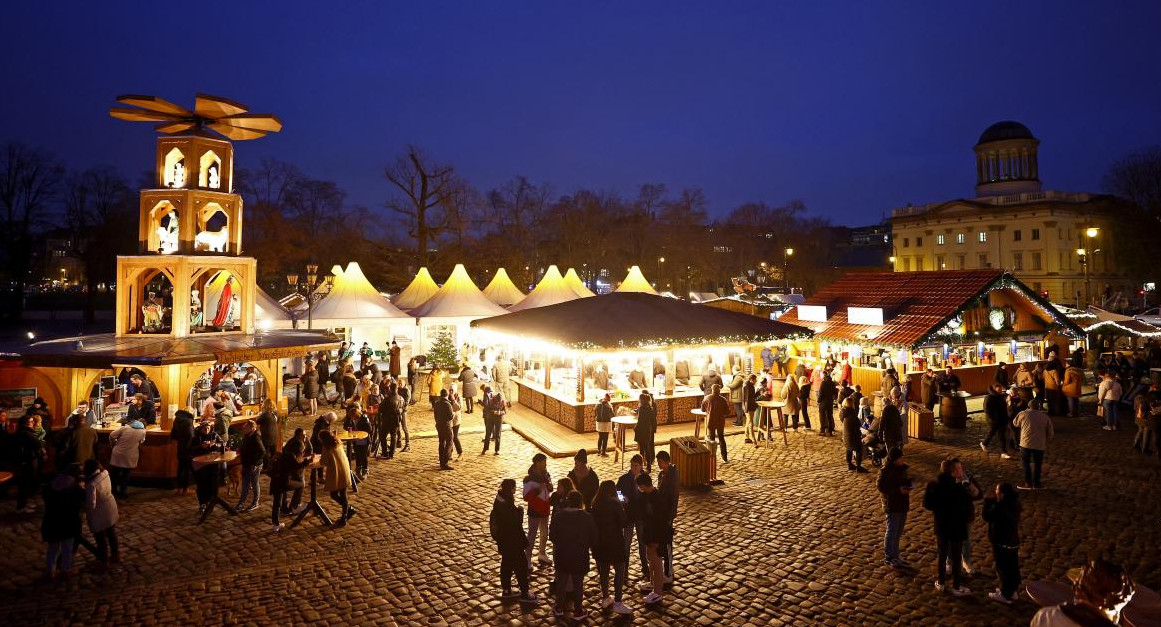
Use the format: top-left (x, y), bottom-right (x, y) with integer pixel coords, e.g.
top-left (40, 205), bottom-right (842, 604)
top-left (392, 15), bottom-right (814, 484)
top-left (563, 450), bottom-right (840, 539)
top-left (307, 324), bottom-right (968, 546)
top-left (515, 377), bottom-right (704, 433)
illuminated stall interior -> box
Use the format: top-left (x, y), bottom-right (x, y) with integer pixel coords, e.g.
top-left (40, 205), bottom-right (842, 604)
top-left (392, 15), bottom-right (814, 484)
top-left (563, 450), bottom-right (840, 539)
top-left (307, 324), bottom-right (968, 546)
top-left (471, 292), bottom-right (810, 433)
top-left (778, 270), bottom-right (1084, 397)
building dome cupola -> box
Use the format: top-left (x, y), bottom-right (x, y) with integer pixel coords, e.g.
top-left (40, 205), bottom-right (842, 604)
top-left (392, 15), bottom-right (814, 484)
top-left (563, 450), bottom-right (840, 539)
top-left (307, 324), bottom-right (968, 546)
top-left (973, 120), bottom-right (1042, 197)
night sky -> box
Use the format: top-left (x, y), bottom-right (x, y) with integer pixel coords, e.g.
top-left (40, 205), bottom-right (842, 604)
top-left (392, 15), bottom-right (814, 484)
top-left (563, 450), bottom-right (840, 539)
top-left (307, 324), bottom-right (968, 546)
top-left (3, 2), bottom-right (1160, 226)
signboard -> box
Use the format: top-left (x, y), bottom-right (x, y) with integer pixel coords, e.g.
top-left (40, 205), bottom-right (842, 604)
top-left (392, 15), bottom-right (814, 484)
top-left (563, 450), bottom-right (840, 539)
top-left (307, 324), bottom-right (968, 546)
top-left (847, 307), bottom-right (885, 326)
top-left (797, 305), bottom-right (828, 322)
top-left (0, 388), bottom-right (37, 419)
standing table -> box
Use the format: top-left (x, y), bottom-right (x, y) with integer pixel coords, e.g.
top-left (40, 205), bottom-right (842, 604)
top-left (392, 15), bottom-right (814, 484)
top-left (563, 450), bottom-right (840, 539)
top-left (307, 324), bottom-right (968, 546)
top-left (291, 457), bottom-right (333, 529)
top-left (690, 408), bottom-right (707, 441)
top-left (611, 415), bottom-right (638, 469)
top-left (193, 451), bottom-right (237, 523)
top-left (335, 430), bottom-right (369, 493)
top-left (286, 378), bottom-right (307, 416)
top-left (756, 400), bottom-right (789, 447)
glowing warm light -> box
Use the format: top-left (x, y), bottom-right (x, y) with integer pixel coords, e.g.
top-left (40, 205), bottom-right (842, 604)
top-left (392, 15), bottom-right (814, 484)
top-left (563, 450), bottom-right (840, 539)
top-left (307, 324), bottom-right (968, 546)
top-left (1076, 248), bottom-right (1087, 256)
top-left (889, 256), bottom-right (896, 263)
top-left (785, 248), bottom-right (794, 256)
top-left (1085, 227), bottom-right (1100, 238)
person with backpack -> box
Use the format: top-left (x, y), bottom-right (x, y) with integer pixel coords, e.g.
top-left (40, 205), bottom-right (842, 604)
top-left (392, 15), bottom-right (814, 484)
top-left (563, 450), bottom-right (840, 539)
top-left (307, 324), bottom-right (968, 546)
top-left (490, 478), bottom-right (538, 605)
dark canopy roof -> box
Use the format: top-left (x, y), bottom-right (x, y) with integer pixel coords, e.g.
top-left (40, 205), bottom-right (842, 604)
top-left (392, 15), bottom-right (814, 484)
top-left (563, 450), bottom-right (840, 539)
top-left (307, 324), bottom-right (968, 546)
top-left (471, 292), bottom-right (811, 350)
top-left (7, 330), bottom-right (340, 368)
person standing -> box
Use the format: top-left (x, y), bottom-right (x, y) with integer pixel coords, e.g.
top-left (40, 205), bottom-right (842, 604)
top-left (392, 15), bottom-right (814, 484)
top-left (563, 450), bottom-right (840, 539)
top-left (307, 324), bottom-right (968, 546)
top-left (921, 368), bottom-right (939, 411)
top-left (634, 392), bottom-right (657, 472)
top-left (169, 409), bottom-right (195, 495)
top-left (281, 428), bottom-right (312, 516)
top-left (41, 464), bottom-right (85, 580)
top-left (949, 457), bottom-right (984, 575)
top-left (1097, 370), bottom-right (1123, 431)
top-left (108, 418), bottom-right (147, 500)
top-left (458, 364), bottom-right (479, 414)
top-left (742, 374), bottom-right (759, 445)
top-left (433, 389), bottom-right (455, 470)
top-left (428, 365), bottom-right (444, 406)
top-left (635, 473), bottom-right (670, 606)
top-left (256, 399), bottom-right (280, 463)
top-left (447, 384), bottom-right (463, 461)
top-left (567, 449), bottom-right (599, 510)
top-left (727, 367), bottom-right (746, 427)
top-left (378, 383), bottom-right (402, 459)
top-left (522, 454), bottom-right (552, 569)
top-left (817, 370), bottom-right (838, 437)
top-left (490, 478), bottom-right (539, 605)
top-left (1044, 363), bottom-right (1063, 416)
top-left (618, 454), bottom-right (649, 584)
top-left (655, 450), bottom-right (679, 584)
top-left (595, 394), bottom-right (614, 457)
top-left (549, 490), bottom-right (597, 621)
top-left (191, 420), bottom-right (224, 512)
top-left (269, 436), bottom-right (308, 532)
top-left (871, 397), bottom-right (905, 453)
top-left (481, 386), bottom-right (507, 456)
top-left (62, 413), bottom-right (99, 468)
top-left (876, 448), bottom-right (912, 568)
top-left (982, 483), bottom-right (1022, 604)
top-left (234, 420), bottom-right (266, 513)
top-left (923, 458), bottom-right (974, 596)
top-left (1013, 400), bottom-right (1054, 490)
top-left (1062, 362), bottom-right (1085, 418)
top-left (82, 459), bottom-right (120, 568)
top-left (395, 376), bottom-right (412, 451)
top-left (841, 397), bottom-right (867, 472)
top-left (797, 375), bottom-right (813, 431)
top-left (320, 430), bottom-right (355, 525)
top-left (302, 362), bottom-right (320, 417)
top-left (980, 384), bottom-right (1014, 459)
top-left (702, 383), bottom-right (732, 463)
top-left (591, 480), bottom-right (632, 615)
top-left (388, 341), bottom-right (401, 379)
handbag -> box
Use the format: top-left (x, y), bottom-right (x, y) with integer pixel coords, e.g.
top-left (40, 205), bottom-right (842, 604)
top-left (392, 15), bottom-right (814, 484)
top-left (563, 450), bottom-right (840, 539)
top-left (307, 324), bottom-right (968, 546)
top-left (288, 477), bottom-right (304, 489)
top-left (1096, 404), bottom-right (1104, 418)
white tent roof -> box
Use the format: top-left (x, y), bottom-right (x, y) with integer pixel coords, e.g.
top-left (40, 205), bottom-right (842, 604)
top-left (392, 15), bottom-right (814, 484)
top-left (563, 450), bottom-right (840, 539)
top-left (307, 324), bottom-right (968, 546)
top-left (509, 265), bottom-right (581, 312)
top-left (409, 264), bottom-right (509, 318)
top-left (562, 268), bottom-right (596, 298)
top-left (309, 262), bottom-right (412, 324)
top-left (615, 265), bottom-right (658, 295)
top-left (255, 287), bottom-right (293, 323)
top-left (392, 267), bottom-right (440, 311)
top-left (482, 268), bottom-right (526, 306)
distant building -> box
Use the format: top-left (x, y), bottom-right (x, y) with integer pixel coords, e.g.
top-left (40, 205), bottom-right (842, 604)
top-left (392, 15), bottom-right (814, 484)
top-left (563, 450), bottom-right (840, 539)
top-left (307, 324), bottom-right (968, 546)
top-left (889, 121), bottom-right (1131, 306)
top-left (829, 223), bottom-right (892, 271)
top-left (37, 229), bottom-right (86, 288)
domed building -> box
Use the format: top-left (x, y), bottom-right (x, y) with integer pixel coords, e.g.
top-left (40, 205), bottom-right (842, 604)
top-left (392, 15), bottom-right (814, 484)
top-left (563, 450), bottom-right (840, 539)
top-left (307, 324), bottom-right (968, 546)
top-left (889, 121), bottom-right (1131, 306)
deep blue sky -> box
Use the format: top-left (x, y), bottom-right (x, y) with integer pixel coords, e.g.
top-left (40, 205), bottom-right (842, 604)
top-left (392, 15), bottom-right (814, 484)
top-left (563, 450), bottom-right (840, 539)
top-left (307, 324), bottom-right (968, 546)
top-left (3, 2), bottom-right (1160, 226)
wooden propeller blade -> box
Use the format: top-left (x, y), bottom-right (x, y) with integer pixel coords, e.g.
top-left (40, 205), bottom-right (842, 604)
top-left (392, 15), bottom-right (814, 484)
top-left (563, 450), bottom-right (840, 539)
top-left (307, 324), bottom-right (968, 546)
top-left (195, 94), bottom-right (248, 119)
top-left (110, 107), bottom-right (183, 123)
top-left (216, 113), bottom-right (283, 133)
top-left (115, 94), bottom-right (192, 117)
top-left (207, 122), bottom-right (267, 140)
top-left (155, 121), bottom-right (196, 134)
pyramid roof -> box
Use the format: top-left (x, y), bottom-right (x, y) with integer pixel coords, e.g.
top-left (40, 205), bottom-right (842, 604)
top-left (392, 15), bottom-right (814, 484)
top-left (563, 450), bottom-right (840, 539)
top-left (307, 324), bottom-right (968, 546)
top-left (392, 267), bottom-right (440, 311)
top-left (255, 287), bottom-right (293, 323)
top-left (309, 262), bottom-right (412, 323)
top-left (562, 268), bottom-right (596, 298)
top-left (409, 264), bottom-right (509, 318)
top-left (482, 268), bottom-right (526, 306)
top-left (615, 265), bottom-right (658, 295)
top-left (508, 265), bottom-right (580, 312)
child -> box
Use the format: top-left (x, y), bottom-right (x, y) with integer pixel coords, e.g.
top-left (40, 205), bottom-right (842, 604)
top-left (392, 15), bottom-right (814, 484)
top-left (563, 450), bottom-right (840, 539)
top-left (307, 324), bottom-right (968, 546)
top-left (858, 396), bottom-right (873, 430)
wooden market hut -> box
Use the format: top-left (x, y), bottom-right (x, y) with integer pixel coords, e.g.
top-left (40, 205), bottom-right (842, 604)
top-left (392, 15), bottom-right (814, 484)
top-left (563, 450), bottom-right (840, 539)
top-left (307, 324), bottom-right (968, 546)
top-left (776, 269), bottom-right (1085, 397)
top-left (471, 292), bottom-right (811, 432)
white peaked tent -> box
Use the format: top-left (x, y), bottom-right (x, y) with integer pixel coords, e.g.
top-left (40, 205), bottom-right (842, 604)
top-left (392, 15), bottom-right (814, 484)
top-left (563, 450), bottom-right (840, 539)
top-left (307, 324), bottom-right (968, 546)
top-left (255, 287), bottom-right (294, 329)
top-left (308, 262), bottom-right (414, 349)
top-left (615, 265), bottom-right (658, 295)
top-left (562, 267), bottom-right (596, 298)
top-left (508, 265), bottom-right (580, 312)
top-left (482, 267), bottom-right (526, 307)
top-left (392, 267), bottom-right (440, 311)
top-left (410, 264), bottom-right (509, 352)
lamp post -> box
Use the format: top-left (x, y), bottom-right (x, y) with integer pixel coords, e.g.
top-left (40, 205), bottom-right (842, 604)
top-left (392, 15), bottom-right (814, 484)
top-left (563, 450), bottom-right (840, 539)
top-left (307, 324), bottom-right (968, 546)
top-left (1077, 226), bottom-right (1100, 307)
top-left (286, 264), bottom-right (333, 330)
top-left (657, 256), bottom-right (665, 287)
top-left (783, 248), bottom-right (794, 292)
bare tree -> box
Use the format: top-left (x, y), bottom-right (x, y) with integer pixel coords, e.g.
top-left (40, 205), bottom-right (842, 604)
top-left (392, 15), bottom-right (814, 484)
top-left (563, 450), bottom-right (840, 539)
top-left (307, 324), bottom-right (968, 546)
top-left (64, 166), bottom-right (134, 321)
top-left (1104, 146), bottom-right (1161, 219)
top-left (0, 142), bottom-right (63, 320)
top-left (384, 146), bottom-right (459, 266)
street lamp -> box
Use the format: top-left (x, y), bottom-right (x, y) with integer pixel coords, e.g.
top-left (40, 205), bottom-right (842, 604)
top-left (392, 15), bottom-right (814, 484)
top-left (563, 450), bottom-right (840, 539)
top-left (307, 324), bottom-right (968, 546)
top-left (286, 264), bottom-right (334, 330)
top-left (1078, 226), bottom-right (1100, 307)
top-left (657, 256), bottom-right (665, 287)
top-left (783, 248), bottom-right (794, 292)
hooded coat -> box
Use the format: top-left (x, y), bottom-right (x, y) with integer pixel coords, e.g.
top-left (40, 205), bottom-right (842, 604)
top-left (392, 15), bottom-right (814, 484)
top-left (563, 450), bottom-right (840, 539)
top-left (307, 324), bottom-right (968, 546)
top-left (110, 421), bottom-right (147, 469)
top-left (85, 469), bottom-right (119, 532)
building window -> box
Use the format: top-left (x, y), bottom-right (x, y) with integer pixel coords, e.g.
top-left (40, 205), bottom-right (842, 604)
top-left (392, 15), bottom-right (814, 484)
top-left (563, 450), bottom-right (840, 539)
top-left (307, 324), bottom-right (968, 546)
top-left (917, 236), bottom-right (923, 247)
top-left (1012, 252), bottom-right (1023, 271)
top-left (936, 255), bottom-right (946, 270)
top-left (937, 234), bottom-right (945, 245)
top-left (956, 255), bottom-right (966, 270)
top-left (1013, 230), bottom-right (1022, 242)
top-left (979, 253), bottom-right (988, 268)
top-left (978, 231), bottom-right (987, 243)
top-left (956, 233), bottom-right (965, 244)
top-left (1031, 228), bottom-right (1040, 240)
top-left (916, 257), bottom-right (923, 271)
top-left (902, 257), bottom-right (911, 271)
top-left (1031, 252), bottom-right (1042, 271)
top-left (903, 237), bottom-right (909, 248)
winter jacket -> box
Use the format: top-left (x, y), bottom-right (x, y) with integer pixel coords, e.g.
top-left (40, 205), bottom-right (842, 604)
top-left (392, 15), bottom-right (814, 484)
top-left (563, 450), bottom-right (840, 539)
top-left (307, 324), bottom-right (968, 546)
top-left (432, 397), bottom-right (454, 428)
top-left (923, 472), bottom-right (973, 542)
top-left (921, 374), bottom-right (938, 407)
top-left (1061, 367), bottom-right (1084, 399)
top-left (590, 495), bottom-right (628, 563)
top-left (321, 444), bottom-right (352, 492)
top-left (617, 471), bottom-right (643, 523)
top-left (549, 507), bottom-right (597, 574)
top-left (658, 464), bottom-right (679, 521)
top-left (728, 373), bottom-right (745, 403)
top-left (637, 489), bottom-right (673, 544)
top-left (743, 381), bottom-right (758, 413)
top-left (567, 466), bottom-right (600, 511)
top-left (109, 421), bottom-right (147, 469)
top-left (301, 370), bottom-right (320, 399)
top-left (841, 406), bottom-right (862, 450)
top-left (84, 469), bottom-right (119, 533)
top-left (257, 411), bottom-right (279, 453)
top-left (876, 462), bottom-right (912, 514)
top-left (458, 367), bottom-right (479, 398)
top-left (634, 402), bottom-right (657, 444)
top-left (985, 391), bottom-right (1009, 426)
top-left (379, 392), bottom-right (402, 430)
top-left (703, 393), bottom-right (732, 431)
top-left (428, 370), bottom-right (444, 397)
top-left (1013, 408), bottom-right (1054, 450)
top-left (64, 424), bottom-right (99, 466)
top-left (699, 370), bottom-right (723, 393)
top-left (818, 377), bottom-right (838, 406)
top-left (522, 472), bottom-right (551, 518)
top-left (41, 474), bottom-right (84, 543)
top-left (490, 493), bottom-right (528, 556)
top-left (238, 431), bottom-right (266, 469)
top-left (595, 400), bottom-right (614, 433)
top-left (781, 376), bottom-right (800, 414)
top-left (873, 404), bottom-right (904, 450)
top-left (270, 448), bottom-right (309, 494)
top-left (982, 497), bottom-right (1020, 547)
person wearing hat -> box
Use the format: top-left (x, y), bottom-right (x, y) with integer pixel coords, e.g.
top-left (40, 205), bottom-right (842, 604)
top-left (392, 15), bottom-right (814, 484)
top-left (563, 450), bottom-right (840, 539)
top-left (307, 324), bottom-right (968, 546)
top-left (876, 448), bottom-right (912, 569)
top-left (594, 394), bottom-right (614, 457)
top-left (567, 449), bottom-right (599, 511)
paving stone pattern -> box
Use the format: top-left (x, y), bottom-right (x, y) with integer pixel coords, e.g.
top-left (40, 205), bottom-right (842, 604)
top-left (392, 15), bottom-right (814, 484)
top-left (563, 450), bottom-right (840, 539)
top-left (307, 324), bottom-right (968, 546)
top-left (0, 397), bottom-right (1158, 626)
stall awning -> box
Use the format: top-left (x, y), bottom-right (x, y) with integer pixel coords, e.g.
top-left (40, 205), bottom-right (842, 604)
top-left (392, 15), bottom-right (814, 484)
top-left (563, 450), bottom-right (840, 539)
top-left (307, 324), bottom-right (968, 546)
top-left (471, 292), bottom-right (811, 351)
top-left (7, 330), bottom-right (341, 368)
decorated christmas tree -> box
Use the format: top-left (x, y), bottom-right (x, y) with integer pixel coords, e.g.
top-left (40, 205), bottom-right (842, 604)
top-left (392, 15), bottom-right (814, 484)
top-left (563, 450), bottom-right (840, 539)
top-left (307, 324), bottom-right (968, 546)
top-left (427, 330), bottom-right (459, 370)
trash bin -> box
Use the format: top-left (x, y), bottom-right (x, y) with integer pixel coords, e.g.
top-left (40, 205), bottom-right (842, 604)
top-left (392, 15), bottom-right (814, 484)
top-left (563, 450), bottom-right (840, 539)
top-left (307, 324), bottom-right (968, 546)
top-left (907, 402), bottom-right (935, 441)
top-left (668, 436), bottom-right (716, 486)
top-left (939, 392), bottom-right (969, 429)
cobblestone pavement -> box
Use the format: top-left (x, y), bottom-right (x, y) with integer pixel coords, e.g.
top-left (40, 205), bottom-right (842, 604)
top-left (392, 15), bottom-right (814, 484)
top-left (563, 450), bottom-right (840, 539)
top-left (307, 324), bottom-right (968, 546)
top-left (1, 398), bottom-right (1159, 627)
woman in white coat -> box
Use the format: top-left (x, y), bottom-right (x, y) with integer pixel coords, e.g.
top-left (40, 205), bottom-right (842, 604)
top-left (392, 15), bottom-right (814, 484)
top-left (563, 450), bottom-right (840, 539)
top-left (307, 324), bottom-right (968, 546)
top-left (109, 419), bottom-right (147, 499)
top-left (83, 459), bottom-right (120, 567)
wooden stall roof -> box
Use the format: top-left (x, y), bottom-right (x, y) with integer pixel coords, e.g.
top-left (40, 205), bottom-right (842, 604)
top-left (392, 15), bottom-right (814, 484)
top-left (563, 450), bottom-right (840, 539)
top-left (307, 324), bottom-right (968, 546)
top-left (471, 292), bottom-right (811, 350)
top-left (6, 330), bottom-right (341, 368)
top-left (778, 270), bottom-right (1083, 349)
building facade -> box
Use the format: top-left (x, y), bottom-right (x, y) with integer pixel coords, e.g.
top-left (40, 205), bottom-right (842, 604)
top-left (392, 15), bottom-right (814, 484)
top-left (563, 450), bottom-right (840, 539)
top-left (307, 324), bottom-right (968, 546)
top-left (890, 121), bottom-right (1131, 307)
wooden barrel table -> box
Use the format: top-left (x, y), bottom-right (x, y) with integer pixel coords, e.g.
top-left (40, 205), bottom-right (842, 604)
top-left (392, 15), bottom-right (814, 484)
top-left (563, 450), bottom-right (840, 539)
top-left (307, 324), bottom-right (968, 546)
top-left (940, 392), bottom-right (969, 429)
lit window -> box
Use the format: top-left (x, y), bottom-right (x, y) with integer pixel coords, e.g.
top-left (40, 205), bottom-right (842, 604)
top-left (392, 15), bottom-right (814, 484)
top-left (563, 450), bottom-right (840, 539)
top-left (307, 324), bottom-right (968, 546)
top-left (1031, 229), bottom-right (1040, 240)
top-left (978, 231), bottom-right (988, 243)
top-left (937, 234), bottom-right (945, 245)
top-left (956, 233), bottom-right (965, 244)
top-left (1013, 230), bottom-right (1022, 242)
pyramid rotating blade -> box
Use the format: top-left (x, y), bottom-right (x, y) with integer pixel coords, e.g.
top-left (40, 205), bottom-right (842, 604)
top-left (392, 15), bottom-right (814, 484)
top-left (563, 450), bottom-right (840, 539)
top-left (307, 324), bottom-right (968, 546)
top-left (115, 94), bottom-right (192, 117)
top-left (110, 107), bottom-right (183, 123)
top-left (216, 113), bottom-right (283, 133)
top-left (207, 122), bottom-right (267, 140)
top-left (195, 94), bottom-right (248, 119)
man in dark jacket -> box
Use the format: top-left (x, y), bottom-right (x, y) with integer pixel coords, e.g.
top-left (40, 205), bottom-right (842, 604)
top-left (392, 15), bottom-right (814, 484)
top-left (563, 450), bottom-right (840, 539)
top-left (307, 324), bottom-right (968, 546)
top-left (433, 390), bottom-right (454, 470)
top-left (817, 370), bottom-right (838, 436)
top-left (13, 415), bottom-right (46, 514)
top-left (871, 398), bottom-right (905, 453)
top-left (234, 420), bottom-right (266, 513)
top-left (923, 458), bottom-right (974, 596)
top-left (980, 384), bottom-right (1013, 459)
top-left (549, 490), bottom-right (597, 619)
top-left (840, 399), bottom-right (867, 472)
top-left (702, 384), bottom-right (732, 462)
top-left (378, 384), bottom-right (402, 459)
top-left (490, 479), bottom-right (538, 604)
top-left (170, 409), bottom-right (196, 494)
top-left (617, 455), bottom-right (649, 582)
top-left (656, 450), bottom-right (679, 583)
top-left (876, 448), bottom-right (912, 568)
top-left (982, 482), bottom-right (1022, 603)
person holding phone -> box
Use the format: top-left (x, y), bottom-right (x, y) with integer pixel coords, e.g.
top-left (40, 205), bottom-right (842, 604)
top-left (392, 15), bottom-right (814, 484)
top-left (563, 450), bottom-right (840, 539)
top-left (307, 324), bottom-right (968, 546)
top-left (876, 448), bottom-right (913, 569)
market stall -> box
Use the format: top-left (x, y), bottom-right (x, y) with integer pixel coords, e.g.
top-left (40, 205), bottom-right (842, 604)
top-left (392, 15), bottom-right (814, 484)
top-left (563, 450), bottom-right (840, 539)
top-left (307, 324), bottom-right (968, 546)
top-left (776, 270), bottom-right (1085, 398)
top-left (307, 261), bottom-right (415, 351)
top-left (410, 264), bottom-right (509, 353)
top-left (508, 265), bottom-right (584, 312)
top-left (481, 267), bottom-right (526, 307)
top-left (471, 292), bottom-right (811, 432)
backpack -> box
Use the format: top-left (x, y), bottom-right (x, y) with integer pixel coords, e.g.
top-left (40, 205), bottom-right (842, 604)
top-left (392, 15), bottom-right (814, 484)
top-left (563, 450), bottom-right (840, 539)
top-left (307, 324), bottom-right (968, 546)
top-left (490, 395), bottom-right (507, 416)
